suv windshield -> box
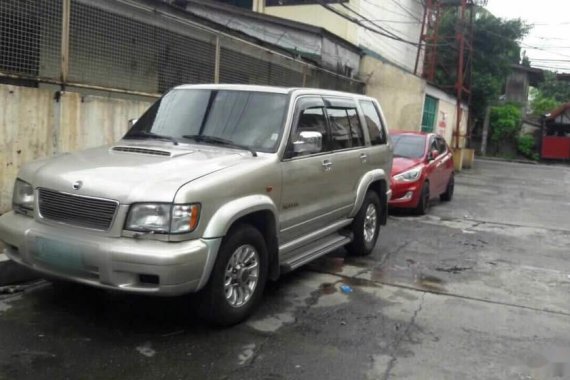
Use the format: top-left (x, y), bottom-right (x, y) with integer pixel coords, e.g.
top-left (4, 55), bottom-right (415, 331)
top-left (124, 89), bottom-right (288, 153)
top-left (392, 134), bottom-right (426, 159)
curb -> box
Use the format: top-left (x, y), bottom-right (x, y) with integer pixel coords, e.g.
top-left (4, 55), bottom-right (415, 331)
top-left (0, 243), bottom-right (41, 286)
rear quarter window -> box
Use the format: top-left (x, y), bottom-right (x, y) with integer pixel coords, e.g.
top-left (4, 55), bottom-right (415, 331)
top-left (359, 100), bottom-right (387, 145)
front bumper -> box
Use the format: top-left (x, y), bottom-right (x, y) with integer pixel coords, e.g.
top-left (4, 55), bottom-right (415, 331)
top-left (388, 181), bottom-right (421, 209)
top-left (0, 211), bottom-right (221, 296)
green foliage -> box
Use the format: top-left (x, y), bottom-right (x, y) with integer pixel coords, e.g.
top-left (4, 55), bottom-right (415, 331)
top-left (530, 87), bottom-right (561, 117)
top-left (536, 71), bottom-right (570, 104)
top-left (489, 104), bottom-right (522, 143)
top-left (516, 134), bottom-right (539, 160)
top-left (434, 9), bottom-right (530, 124)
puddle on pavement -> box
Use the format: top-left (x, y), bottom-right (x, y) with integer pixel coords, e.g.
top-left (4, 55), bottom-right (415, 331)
top-left (372, 266), bottom-right (447, 293)
top-left (311, 257), bottom-right (345, 273)
top-left (319, 283), bottom-right (337, 295)
top-left (318, 277), bottom-right (380, 297)
top-left (341, 276), bottom-right (381, 288)
top-left (309, 255), bottom-right (373, 274)
top-left (417, 275), bottom-right (446, 292)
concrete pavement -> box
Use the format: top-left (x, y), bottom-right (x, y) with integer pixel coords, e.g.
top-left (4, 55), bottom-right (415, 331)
top-left (0, 159), bottom-right (570, 379)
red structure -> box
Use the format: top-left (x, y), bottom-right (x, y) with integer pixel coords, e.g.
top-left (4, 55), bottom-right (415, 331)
top-left (542, 103), bottom-right (570, 160)
top-left (415, 0), bottom-right (483, 149)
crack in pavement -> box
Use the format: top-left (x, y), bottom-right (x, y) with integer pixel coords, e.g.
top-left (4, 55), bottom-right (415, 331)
top-left (382, 292), bottom-right (425, 380)
top-left (309, 264), bottom-right (570, 318)
top-left (421, 215), bottom-right (570, 234)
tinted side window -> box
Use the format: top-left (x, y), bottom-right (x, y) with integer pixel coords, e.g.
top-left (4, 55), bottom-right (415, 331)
top-left (327, 108), bottom-right (351, 150)
top-left (436, 137), bottom-right (447, 154)
top-left (326, 107), bottom-right (365, 150)
top-left (360, 100), bottom-right (386, 145)
top-left (429, 136), bottom-right (438, 155)
top-left (347, 108), bottom-right (364, 147)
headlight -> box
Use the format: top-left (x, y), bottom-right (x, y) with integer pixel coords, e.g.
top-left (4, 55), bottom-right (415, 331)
top-left (125, 203), bottom-right (200, 234)
top-left (12, 179), bottom-right (35, 213)
top-left (393, 166), bottom-right (422, 182)
top-left (171, 204), bottom-right (200, 234)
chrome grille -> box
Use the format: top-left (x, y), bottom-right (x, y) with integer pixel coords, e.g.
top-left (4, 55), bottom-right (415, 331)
top-left (112, 146), bottom-right (171, 156)
top-left (38, 189), bottom-right (118, 230)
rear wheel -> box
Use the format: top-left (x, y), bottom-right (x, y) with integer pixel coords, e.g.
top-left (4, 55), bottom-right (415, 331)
top-left (440, 174), bottom-right (454, 202)
top-left (346, 191), bottom-right (381, 257)
top-left (414, 181), bottom-right (430, 215)
top-left (198, 224), bottom-right (268, 327)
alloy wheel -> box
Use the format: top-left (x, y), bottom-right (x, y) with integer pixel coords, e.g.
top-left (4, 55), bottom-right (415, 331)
top-left (223, 244), bottom-right (260, 308)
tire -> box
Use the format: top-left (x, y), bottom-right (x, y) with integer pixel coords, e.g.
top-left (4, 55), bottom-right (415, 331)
top-left (197, 224), bottom-right (268, 327)
top-left (346, 191), bottom-right (382, 257)
top-left (440, 174), bottom-right (454, 202)
top-left (414, 181), bottom-right (430, 215)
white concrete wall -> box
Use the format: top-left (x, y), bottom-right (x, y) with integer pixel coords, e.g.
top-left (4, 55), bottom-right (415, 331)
top-left (0, 85), bottom-right (153, 213)
top-left (263, 0), bottom-right (423, 72)
top-left (264, 2), bottom-right (360, 44)
top-left (355, 0), bottom-right (423, 73)
top-left (425, 85), bottom-right (469, 148)
top-left (360, 55), bottom-right (426, 132)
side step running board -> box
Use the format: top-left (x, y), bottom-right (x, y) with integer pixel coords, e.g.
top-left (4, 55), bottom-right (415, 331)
top-left (280, 233), bottom-right (352, 273)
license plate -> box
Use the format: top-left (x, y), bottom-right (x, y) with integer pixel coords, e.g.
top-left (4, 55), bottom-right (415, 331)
top-left (33, 237), bottom-right (84, 271)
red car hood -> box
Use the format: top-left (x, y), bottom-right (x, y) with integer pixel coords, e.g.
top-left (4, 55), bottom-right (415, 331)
top-left (391, 156), bottom-right (424, 176)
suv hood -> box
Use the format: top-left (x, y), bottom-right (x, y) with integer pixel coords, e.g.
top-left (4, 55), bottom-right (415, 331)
top-left (27, 143), bottom-right (249, 204)
top-left (391, 156), bottom-right (424, 176)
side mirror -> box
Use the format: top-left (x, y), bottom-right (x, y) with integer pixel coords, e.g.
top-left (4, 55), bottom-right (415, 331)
top-left (128, 118), bottom-right (138, 128)
top-left (293, 131), bottom-right (322, 155)
top-left (429, 149), bottom-right (440, 161)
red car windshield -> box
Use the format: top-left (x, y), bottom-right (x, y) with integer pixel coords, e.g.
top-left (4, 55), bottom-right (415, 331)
top-left (392, 135), bottom-right (426, 159)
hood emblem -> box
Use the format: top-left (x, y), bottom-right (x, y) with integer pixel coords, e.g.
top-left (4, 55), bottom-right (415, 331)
top-left (72, 181), bottom-right (83, 190)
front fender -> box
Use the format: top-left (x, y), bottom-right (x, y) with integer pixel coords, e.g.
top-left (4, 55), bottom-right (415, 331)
top-left (202, 194), bottom-right (279, 239)
top-left (197, 195), bottom-right (278, 290)
top-left (349, 169), bottom-right (387, 218)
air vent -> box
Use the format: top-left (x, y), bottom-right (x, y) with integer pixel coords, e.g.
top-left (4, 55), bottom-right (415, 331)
top-left (112, 146), bottom-right (171, 156)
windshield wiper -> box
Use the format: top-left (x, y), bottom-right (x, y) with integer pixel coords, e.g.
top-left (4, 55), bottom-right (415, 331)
top-left (124, 131), bottom-right (178, 145)
top-left (182, 135), bottom-right (257, 157)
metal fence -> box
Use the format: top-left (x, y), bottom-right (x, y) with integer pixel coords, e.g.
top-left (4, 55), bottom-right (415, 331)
top-left (0, 0), bottom-right (363, 96)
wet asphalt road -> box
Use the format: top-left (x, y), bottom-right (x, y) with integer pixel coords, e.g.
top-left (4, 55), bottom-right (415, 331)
top-left (1, 159), bottom-right (570, 380)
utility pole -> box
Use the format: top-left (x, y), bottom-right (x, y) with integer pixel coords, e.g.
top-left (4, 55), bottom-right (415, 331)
top-left (481, 105), bottom-right (491, 155)
top-left (416, 0), bottom-right (482, 149)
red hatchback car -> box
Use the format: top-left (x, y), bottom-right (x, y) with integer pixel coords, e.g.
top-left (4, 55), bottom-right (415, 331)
top-left (389, 131), bottom-right (454, 214)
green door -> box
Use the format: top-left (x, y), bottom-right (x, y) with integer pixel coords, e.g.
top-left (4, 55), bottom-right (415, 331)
top-left (421, 95), bottom-right (438, 133)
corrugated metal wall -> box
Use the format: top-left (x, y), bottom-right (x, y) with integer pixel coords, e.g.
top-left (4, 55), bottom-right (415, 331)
top-left (0, 85), bottom-right (152, 212)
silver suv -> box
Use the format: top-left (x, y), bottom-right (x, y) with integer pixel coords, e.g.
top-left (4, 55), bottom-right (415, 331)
top-left (0, 85), bottom-right (393, 325)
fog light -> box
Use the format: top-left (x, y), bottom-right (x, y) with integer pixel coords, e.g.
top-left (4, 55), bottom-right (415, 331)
top-left (402, 191), bottom-right (414, 201)
top-left (139, 274), bottom-right (159, 285)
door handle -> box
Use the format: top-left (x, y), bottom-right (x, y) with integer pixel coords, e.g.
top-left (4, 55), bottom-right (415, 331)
top-left (360, 153), bottom-right (368, 164)
top-left (322, 159), bottom-right (333, 171)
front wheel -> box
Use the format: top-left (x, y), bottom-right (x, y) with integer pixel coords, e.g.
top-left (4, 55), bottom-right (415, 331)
top-left (440, 174), bottom-right (454, 202)
top-left (414, 181), bottom-right (430, 215)
top-left (346, 191), bottom-right (381, 257)
top-left (197, 224), bottom-right (268, 327)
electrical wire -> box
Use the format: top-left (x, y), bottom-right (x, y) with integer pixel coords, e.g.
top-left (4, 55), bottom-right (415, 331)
top-left (317, 0), bottom-right (451, 49)
top-left (360, 0), bottom-right (422, 22)
top-left (340, 2), bottom-right (405, 40)
top-left (386, 0), bottom-right (423, 22)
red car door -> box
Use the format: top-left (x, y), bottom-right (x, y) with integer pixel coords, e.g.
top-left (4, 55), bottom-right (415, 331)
top-left (434, 136), bottom-right (453, 195)
top-left (425, 135), bottom-right (441, 198)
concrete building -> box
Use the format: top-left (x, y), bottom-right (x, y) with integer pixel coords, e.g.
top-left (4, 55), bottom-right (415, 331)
top-left (241, 0), bottom-right (468, 145)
